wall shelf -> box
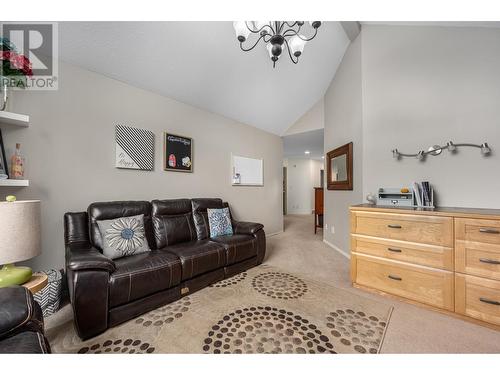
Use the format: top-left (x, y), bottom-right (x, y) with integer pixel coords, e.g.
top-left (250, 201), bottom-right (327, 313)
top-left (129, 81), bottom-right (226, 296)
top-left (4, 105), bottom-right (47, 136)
top-left (0, 111), bottom-right (30, 128)
top-left (0, 179), bottom-right (29, 187)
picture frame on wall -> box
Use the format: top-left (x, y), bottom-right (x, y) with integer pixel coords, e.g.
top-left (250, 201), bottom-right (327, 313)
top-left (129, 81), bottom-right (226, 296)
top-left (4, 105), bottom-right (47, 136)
top-left (115, 125), bottom-right (155, 171)
top-left (163, 133), bottom-right (193, 172)
top-left (0, 130), bottom-right (9, 178)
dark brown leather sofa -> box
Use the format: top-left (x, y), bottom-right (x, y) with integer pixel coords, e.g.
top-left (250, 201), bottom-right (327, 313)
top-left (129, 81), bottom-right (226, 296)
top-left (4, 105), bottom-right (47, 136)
top-left (0, 286), bottom-right (51, 353)
top-left (64, 198), bottom-right (266, 340)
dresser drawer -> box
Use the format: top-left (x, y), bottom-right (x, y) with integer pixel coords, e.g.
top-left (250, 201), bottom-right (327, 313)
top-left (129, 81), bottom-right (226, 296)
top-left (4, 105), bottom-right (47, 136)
top-left (455, 274), bottom-right (500, 325)
top-left (353, 254), bottom-right (454, 310)
top-left (352, 234), bottom-right (453, 270)
top-left (455, 218), bottom-right (500, 245)
top-left (351, 211), bottom-right (453, 247)
top-left (456, 240), bottom-right (500, 281)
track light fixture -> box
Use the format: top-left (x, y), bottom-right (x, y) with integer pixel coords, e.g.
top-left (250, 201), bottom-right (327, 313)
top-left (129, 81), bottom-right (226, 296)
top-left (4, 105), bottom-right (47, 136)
top-left (392, 141), bottom-right (492, 161)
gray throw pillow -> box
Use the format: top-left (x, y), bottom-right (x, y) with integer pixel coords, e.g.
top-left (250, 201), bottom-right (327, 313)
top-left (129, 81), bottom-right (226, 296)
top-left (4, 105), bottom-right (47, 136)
top-left (207, 207), bottom-right (234, 238)
top-left (97, 214), bottom-right (150, 260)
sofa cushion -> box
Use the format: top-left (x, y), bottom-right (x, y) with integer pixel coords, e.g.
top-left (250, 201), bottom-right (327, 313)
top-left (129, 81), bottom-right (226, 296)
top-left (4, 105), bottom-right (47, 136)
top-left (207, 207), bottom-right (233, 238)
top-left (191, 198), bottom-right (224, 240)
top-left (162, 240), bottom-right (226, 281)
top-left (97, 214), bottom-right (151, 260)
top-left (109, 251), bottom-right (181, 308)
top-left (211, 234), bottom-right (258, 265)
top-left (88, 201), bottom-right (155, 251)
top-left (0, 331), bottom-right (50, 354)
top-left (152, 199), bottom-right (196, 248)
top-left (0, 286), bottom-right (39, 339)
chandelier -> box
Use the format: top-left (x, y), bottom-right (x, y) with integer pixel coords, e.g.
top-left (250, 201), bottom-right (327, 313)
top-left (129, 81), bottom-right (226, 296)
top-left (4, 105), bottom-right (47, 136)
top-left (233, 21), bottom-right (322, 68)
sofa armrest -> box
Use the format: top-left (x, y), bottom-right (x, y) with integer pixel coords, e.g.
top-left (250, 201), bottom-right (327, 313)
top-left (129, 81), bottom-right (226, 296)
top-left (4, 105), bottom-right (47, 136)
top-left (0, 286), bottom-right (35, 339)
top-left (232, 221), bottom-right (264, 235)
top-left (66, 246), bottom-right (116, 273)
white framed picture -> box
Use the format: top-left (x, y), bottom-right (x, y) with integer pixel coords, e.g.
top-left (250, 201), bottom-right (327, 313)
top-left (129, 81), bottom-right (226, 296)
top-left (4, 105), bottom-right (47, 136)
top-left (115, 125), bottom-right (155, 171)
top-left (231, 154), bottom-right (264, 186)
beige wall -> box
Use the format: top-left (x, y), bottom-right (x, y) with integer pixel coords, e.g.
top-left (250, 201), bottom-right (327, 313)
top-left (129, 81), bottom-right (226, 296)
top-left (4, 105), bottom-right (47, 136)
top-left (283, 98), bottom-right (324, 136)
top-left (362, 25), bottom-right (500, 208)
top-left (323, 34), bottom-right (363, 254)
top-left (4, 62), bottom-right (283, 270)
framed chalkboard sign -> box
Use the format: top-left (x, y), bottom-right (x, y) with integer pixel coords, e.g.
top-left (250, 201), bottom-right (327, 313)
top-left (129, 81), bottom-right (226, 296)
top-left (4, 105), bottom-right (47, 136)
top-left (163, 133), bottom-right (193, 172)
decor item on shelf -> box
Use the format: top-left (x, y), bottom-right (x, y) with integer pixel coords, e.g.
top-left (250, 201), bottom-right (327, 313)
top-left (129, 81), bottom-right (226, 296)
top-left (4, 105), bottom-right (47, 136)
top-left (163, 133), bottom-right (193, 172)
top-left (392, 141), bottom-right (491, 161)
top-left (0, 37), bottom-right (33, 111)
top-left (233, 21), bottom-right (322, 68)
top-left (115, 125), bottom-right (155, 171)
top-left (366, 193), bottom-right (377, 205)
top-left (377, 187), bottom-right (415, 207)
top-left (326, 142), bottom-right (353, 190)
top-left (9, 142), bottom-right (24, 179)
top-left (412, 181), bottom-right (435, 207)
top-left (0, 199), bottom-right (41, 287)
top-left (0, 129), bottom-right (8, 179)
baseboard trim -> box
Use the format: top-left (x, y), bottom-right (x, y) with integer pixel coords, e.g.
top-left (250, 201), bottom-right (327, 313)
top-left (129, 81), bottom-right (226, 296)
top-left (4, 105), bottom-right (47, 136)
top-left (323, 239), bottom-right (351, 259)
top-left (266, 231), bottom-right (283, 238)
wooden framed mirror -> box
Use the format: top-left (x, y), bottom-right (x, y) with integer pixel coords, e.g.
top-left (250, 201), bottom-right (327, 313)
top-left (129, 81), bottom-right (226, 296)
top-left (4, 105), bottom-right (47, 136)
top-left (326, 142), bottom-right (353, 190)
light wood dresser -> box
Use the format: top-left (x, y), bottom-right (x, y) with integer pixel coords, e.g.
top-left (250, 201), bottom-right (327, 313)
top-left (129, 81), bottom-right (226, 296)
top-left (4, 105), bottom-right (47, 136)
top-left (350, 204), bottom-right (500, 329)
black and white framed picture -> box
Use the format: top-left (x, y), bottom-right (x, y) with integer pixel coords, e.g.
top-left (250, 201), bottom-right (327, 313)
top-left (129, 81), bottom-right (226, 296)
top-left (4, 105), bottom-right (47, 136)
top-left (163, 133), bottom-right (193, 172)
top-left (0, 129), bottom-right (8, 178)
top-left (115, 125), bottom-right (155, 171)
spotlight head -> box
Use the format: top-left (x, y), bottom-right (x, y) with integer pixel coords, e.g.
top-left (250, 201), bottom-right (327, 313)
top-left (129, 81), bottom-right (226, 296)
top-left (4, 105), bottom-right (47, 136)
top-left (392, 149), bottom-right (400, 159)
top-left (447, 141), bottom-right (456, 152)
top-left (416, 151), bottom-right (425, 161)
top-left (481, 142), bottom-right (491, 155)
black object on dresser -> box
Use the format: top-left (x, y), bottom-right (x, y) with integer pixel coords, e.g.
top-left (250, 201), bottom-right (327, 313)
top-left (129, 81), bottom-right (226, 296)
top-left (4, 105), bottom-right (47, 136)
top-left (64, 198), bottom-right (266, 340)
top-left (0, 286), bottom-right (51, 353)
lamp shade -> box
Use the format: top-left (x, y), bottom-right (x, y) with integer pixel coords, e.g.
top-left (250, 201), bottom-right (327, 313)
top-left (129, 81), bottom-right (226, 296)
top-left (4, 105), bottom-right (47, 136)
top-left (0, 200), bottom-right (41, 265)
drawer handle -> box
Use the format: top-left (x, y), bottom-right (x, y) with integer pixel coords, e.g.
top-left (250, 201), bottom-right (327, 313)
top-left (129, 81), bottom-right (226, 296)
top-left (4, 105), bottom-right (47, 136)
top-left (479, 297), bottom-right (500, 306)
top-left (387, 224), bottom-right (402, 229)
top-left (479, 228), bottom-right (500, 234)
top-left (387, 247), bottom-right (402, 253)
top-left (388, 275), bottom-right (402, 281)
top-left (479, 258), bottom-right (500, 265)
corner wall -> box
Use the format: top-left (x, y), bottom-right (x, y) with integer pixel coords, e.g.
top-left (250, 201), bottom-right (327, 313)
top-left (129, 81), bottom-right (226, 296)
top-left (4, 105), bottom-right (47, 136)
top-left (323, 34), bottom-right (363, 253)
top-left (4, 62), bottom-right (284, 270)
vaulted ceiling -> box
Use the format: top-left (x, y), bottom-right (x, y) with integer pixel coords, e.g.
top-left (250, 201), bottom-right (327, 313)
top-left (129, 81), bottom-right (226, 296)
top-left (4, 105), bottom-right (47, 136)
top-left (58, 22), bottom-right (350, 135)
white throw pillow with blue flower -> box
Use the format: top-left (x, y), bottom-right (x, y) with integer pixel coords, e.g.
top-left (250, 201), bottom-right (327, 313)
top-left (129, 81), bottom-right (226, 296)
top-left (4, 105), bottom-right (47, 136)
top-left (207, 208), bottom-right (233, 238)
top-left (97, 214), bottom-right (151, 259)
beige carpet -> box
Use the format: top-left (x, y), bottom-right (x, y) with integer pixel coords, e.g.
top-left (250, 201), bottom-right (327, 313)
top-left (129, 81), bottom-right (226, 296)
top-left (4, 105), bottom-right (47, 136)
top-left (47, 264), bottom-right (392, 354)
top-left (46, 214), bottom-right (500, 353)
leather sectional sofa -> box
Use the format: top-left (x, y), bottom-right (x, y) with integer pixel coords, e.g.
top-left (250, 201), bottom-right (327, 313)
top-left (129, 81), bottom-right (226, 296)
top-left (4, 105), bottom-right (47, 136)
top-left (0, 286), bottom-right (51, 353)
top-left (64, 198), bottom-right (266, 340)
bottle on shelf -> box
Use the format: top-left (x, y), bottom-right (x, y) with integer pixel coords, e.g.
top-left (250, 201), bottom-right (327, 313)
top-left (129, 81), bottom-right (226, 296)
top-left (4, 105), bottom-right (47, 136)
top-left (10, 143), bottom-right (25, 180)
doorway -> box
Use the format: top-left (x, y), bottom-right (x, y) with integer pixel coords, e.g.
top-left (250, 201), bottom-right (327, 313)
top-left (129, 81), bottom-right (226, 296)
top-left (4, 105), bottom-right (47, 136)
top-left (283, 166), bottom-right (287, 215)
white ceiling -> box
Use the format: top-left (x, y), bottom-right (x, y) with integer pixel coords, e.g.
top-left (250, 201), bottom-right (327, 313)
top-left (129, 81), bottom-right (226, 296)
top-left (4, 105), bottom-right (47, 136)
top-left (58, 22), bottom-right (350, 136)
top-left (283, 129), bottom-right (324, 160)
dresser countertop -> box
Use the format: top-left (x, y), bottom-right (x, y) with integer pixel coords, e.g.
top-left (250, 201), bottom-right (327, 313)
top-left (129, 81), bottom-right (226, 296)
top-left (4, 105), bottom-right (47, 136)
top-left (350, 204), bottom-right (500, 220)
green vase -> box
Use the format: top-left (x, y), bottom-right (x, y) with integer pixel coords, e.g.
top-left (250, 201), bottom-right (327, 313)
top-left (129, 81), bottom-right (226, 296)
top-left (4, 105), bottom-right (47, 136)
top-left (0, 263), bottom-right (33, 287)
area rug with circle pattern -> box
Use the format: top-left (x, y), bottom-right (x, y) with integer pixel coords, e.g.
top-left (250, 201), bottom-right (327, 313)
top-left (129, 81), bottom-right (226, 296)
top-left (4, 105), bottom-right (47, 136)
top-left (46, 264), bottom-right (393, 354)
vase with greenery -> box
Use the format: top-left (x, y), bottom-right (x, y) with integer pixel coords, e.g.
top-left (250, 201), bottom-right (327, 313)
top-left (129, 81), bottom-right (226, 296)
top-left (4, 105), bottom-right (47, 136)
top-left (0, 37), bottom-right (33, 111)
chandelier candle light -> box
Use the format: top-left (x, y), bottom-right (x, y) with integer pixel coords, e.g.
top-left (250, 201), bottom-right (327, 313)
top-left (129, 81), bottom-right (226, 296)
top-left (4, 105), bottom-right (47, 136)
top-left (233, 21), bottom-right (322, 68)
